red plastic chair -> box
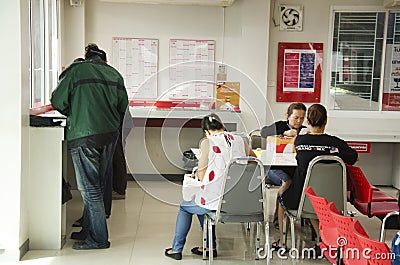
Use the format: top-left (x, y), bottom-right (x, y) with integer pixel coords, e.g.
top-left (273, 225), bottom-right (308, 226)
top-left (346, 164), bottom-right (397, 202)
top-left (328, 202), bottom-right (368, 265)
top-left (352, 221), bottom-right (392, 265)
top-left (346, 164), bottom-right (399, 218)
top-left (304, 186), bottom-right (339, 264)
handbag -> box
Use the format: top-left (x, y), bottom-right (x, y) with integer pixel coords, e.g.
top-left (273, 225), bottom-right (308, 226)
top-left (182, 173), bottom-right (202, 201)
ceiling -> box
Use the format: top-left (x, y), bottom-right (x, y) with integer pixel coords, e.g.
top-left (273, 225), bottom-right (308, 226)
top-left (97, 0), bottom-right (235, 6)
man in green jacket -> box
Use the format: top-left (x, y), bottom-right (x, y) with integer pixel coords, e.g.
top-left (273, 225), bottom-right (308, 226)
top-left (51, 43), bottom-right (128, 250)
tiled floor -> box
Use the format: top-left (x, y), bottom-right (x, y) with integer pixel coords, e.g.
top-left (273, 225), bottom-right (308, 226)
top-left (20, 181), bottom-right (398, 265)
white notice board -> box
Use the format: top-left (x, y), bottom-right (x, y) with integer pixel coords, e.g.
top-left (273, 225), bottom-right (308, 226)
top-left (168, 39), bottom-right (215, 101)
top-left (112, 37), bottom-right (158, 100)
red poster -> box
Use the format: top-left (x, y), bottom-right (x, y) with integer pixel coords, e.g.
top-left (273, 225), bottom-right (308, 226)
top-left (277, 42), bottom-right (323, 102)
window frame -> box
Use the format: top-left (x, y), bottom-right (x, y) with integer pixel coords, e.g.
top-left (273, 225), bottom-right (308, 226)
top-left (29, 0), bottom-right (60, 108)
top-left (326, 5), bottom-right (400, 119)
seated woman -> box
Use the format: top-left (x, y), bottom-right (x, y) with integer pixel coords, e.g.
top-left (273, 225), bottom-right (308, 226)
top-left (165, 114), bottom-right (256, 260)
top-left (260, 102), bottom-right (306, 227)
top-left (273, 103), bottom-right (358, 250)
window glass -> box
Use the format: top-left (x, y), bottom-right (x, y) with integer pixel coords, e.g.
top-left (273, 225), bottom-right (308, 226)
top-left (330, 12), bottom-right (386, 111)
top-left (382, 12), bottom-right (400, 111)
top-left (30, 0), bottom-right (59, 108)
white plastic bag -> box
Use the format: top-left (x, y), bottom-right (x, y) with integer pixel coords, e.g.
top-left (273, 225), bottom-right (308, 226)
top-left (182, 174), bottom-right (202, 201)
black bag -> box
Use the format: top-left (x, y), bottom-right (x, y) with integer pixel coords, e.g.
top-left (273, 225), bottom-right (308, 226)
top-left (182, 150), bottom-right (198, 172)
top-left (62, 178), bottom-right (72, 204)
top-left (30, 115), bottom-right (62, 127)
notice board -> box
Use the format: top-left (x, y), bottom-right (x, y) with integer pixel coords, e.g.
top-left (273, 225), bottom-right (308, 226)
top-left (112, 37), bottom-right (159, 100)
top-left (168, 39), bottom-right (215, 101)
top-left (276, 42), bottom-right (323, 102)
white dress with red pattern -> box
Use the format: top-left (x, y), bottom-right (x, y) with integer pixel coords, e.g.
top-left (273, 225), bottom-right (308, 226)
top-left (194, 132), bottom-right (246, 210)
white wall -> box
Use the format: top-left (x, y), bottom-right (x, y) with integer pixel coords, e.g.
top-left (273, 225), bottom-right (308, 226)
top-left (61, 0), bottom-right (270, 174)
top-left (267, 0), bottom-right (399, 185)
top-left (61, 0), bottom-right (399, 181)
top-left (393, 144), bottom-right (400, 189)
top-left (61, 0), bottom-right (85, 67)
top-left (267, 0), bottom-right (400, 138)
top-left (0, 0), bottom-right (30, 261)
top-left (63, 0), bottom-right (269, 128)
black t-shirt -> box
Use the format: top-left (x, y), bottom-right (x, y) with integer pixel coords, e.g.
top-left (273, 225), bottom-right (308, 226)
top-left (280, 133), bottom-right (358, 210)
top-left (261, 120), bottom-right (306, 138)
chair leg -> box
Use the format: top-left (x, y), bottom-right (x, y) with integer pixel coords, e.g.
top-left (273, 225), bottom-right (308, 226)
top-left (255, 222), bottom-right (260, 260)
top-left (208, 218), bottom-right (214, 264)
top-left (247, 222), bottom-right (251, 231)
top-left (265, 222), bottom-right (270, 263)
top-left (282, 214), bottom-right (287, 249)
top-left (203, 216), bottom-right (207, 260)
top-left (290, 216), bottom-right (296, 264)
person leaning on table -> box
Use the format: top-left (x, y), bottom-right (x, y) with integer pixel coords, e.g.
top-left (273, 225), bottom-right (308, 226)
top-left (164, 114), bottom-right (256, 260)
top-left (273, 103), bottom-right (358, 251)
top-left (51, 43), bottom-right (128, 250)
top-left (260, 102), bottom-right (307, 228)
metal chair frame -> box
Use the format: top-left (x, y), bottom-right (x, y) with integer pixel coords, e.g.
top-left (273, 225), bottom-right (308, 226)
top-left (203, 157), bottom-right (270, 264)
top-left (282, 155), bottom-right (347, 262)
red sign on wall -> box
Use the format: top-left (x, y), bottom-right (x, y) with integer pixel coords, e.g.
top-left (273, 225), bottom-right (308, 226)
top-left (277, 42), bottom-right (323, 103)
top-left (346, 142), bottom-right (371, 154)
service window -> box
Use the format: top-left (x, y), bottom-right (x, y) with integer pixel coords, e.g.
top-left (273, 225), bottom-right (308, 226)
top-left (29, 0), bottom-right (60, 108)
top-left (329, 8), bottom-right (400, 112)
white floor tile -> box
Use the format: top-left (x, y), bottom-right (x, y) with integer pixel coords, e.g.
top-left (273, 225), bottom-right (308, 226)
top-left (19, 181), bottom-right (398, 265)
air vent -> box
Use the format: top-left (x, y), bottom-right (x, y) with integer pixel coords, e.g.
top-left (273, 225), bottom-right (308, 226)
top-left (279, 5), bottom-right (303, 31)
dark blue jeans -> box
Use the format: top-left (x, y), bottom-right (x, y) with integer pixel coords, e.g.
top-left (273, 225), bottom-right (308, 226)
top-left (70, 141), bottom-right (116, 248)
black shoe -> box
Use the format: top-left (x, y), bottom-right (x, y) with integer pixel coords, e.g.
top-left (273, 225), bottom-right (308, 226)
top-left (72, 241), bottom-right (110, 250)
top-left (191, 247), bottom-right (218, 257)
top-left (112, 191), bottom-right (126, 200)
top-left (165, 248), bottom-right (182, 260)
top-left (71, 230), bottom-right (87, 240)
top-left (313, 244), bottom-right (322, 258)
top-left (271, 240), bottom-right (288, 254)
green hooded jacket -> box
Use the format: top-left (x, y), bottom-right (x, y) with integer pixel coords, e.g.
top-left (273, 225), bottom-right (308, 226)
top-left (51, 56), bottom-right (128, 143)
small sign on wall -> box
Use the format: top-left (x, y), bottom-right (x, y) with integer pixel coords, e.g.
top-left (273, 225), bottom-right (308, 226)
top-left (346, 142), bottom-right (371, 154)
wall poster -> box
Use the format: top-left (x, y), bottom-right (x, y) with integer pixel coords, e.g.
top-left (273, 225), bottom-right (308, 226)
top-left (383, 44), bottom-right (400, 111)
top-left (276, 42), bottom-right (323, 102)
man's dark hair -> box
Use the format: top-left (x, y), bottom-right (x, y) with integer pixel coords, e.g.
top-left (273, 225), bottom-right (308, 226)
top-left (85, 43), bottom-right (107, 62)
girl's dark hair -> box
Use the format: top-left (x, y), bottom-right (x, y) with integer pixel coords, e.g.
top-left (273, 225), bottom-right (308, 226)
top-left (85, 43), bottom-right (107, 62)
top-left (307, 104), bottom-right (327, 128)
top-left (201, 114), bottom-right (224, 131)
top-left (287, 102), bottom-right (306, 116)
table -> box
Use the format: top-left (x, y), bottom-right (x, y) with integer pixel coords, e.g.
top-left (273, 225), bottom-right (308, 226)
top-left (191, 148), bottom-right (297, 166)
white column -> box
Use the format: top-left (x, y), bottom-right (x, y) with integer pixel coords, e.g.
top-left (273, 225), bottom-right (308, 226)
top-left (0, 0), bottom-right (30, 262)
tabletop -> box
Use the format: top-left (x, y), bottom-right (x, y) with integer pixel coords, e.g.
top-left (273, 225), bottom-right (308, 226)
top-left (190, 148), bottom-right (297, 166)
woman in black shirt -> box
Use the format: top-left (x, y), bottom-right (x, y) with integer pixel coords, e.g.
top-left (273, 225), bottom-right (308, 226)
top-left (273, 104), bottom-right (358, 250)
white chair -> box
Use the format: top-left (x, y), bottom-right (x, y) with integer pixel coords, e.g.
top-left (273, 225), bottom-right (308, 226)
top-left (203, 157), bottom-right (270, 264)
